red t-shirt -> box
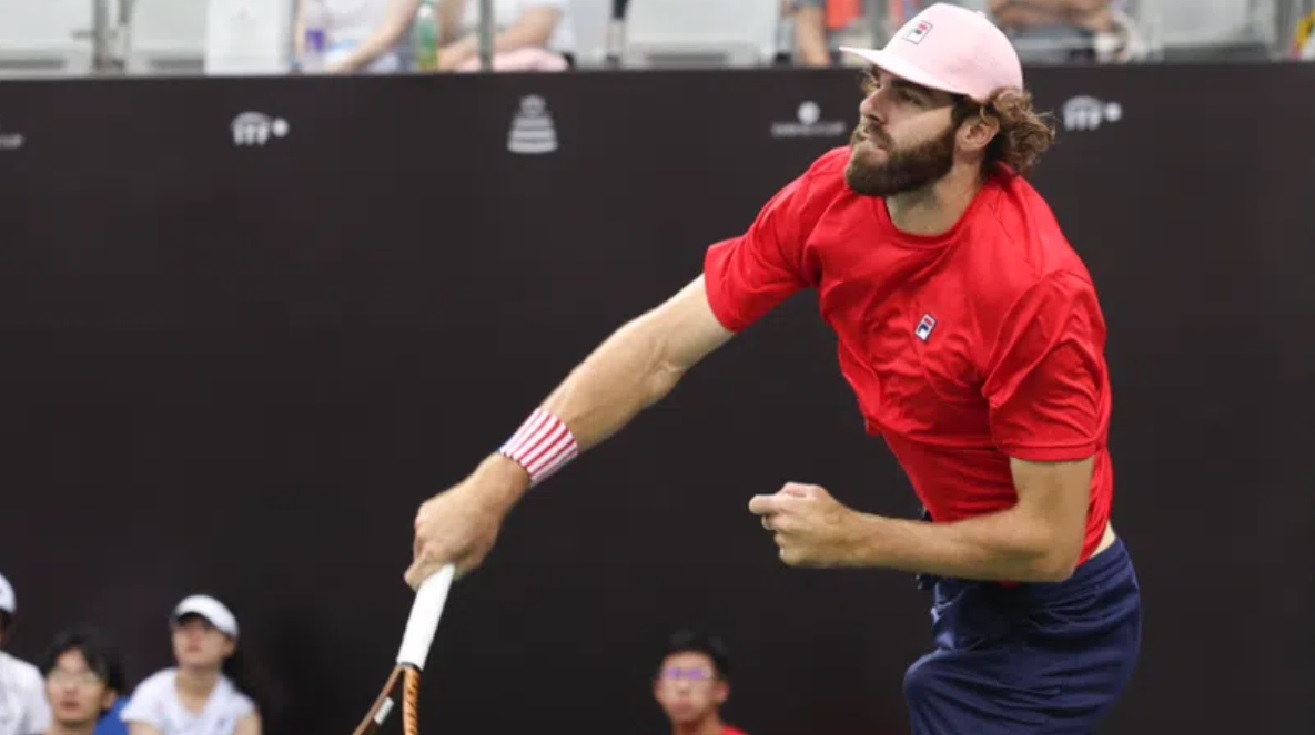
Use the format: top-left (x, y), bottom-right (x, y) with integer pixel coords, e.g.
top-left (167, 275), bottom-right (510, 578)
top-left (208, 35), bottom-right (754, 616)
top-left (703, 147), bottom-right (1113, 567)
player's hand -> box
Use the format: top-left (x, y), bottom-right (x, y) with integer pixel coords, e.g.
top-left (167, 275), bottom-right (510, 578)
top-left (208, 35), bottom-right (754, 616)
top-left (748, 482), bottom-right (868, 567)
top-left (405, 472), bottom-right (514, 589)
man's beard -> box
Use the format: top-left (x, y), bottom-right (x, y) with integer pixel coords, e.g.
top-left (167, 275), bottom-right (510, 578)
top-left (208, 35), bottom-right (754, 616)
top-left (844, 122), bottom-right (956, 197)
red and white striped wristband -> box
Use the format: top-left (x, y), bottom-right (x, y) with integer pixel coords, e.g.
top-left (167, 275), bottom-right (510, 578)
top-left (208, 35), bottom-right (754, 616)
top-left (497, 408), bottom-right (579, 486)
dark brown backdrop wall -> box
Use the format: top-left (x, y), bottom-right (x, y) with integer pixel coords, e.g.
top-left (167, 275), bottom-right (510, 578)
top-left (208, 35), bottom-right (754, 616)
top-left (0, 64), bottom-right (1311, 735)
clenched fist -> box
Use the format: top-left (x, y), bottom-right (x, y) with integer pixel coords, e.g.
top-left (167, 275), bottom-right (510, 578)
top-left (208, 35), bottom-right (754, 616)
top-left (747, 482), bottom-right (870, 567)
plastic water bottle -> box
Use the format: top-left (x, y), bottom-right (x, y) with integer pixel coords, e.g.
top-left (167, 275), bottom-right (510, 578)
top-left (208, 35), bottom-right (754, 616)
top-left (413, 0), bottom-right (439, 71)
top-left (301, 0), bottom-right (329, 73)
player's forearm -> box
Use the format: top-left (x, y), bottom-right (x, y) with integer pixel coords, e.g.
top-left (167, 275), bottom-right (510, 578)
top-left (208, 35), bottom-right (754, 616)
top-left (539, 312), bottom-right (686, 451)
top-left (851, 507), bottom-right (1080, 583)
top-left (469, 312), bottom-right (688, 509)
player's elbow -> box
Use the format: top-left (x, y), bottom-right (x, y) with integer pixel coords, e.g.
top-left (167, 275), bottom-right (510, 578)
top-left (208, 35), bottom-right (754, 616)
top-left (606, 315), bottom-right (689, 410)
top-left (643, 360), bottom-right (686, 407)
top-left (1031, 553), bottom-right (1078, 582)
top-left (611, 319), bottom-right (673, 403)
top-left (632, 278), bottom-right (733, 406)
top-left (1029, 535), bottom-right (1083, 582)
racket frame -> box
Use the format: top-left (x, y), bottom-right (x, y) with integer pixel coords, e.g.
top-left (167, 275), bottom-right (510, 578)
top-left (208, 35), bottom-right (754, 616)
top-left (350, 565), bottom-right (456, 735)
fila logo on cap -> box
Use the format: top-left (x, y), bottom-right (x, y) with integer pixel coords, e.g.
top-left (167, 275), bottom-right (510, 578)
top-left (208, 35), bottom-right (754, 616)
top-left (915, 314), bottom-right (938, 342)
top-left (904, 20), bottom-right (933, 44)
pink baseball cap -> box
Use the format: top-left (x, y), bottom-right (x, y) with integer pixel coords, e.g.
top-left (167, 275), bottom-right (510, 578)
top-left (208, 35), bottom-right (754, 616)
top-left (841, 3), bottom-right (1023, 103)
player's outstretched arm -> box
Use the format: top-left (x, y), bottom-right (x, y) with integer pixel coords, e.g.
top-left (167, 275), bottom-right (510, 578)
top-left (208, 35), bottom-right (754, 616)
top-left (405, 275), bottom-right (734, 586)
top-left (538, 274), bottom-right (733, 453)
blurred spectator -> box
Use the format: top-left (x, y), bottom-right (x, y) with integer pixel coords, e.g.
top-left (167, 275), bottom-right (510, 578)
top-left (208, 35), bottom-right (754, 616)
top-left (989, 0), bottom-right (1120, 62)
top-left (0, 573), bottom-right (52, 735)
top-left (295, 0), bottom-right (423, 74)
top-left (784, 0), bottom-right (836, 67)
top-left (1295, 10), bottom-right (1315, 59)
top-left (652, 631), bottom-right (747, 735)
top-left (37, 628), bottom-right (126, 735)
top-left (120, 596), bottom-right (260, 735)
top-left (90, 698), bottom-right (125, 735)
top-left (434, 0), bottom-right (574, 71)
top-left (783, 0), bottom-right (879, 67)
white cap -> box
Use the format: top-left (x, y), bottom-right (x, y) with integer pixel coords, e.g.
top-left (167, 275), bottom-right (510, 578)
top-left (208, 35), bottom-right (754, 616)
top-left (0, 573), bottom-right (14, 614)
top-left (172, 594), bottom-right (239, 638)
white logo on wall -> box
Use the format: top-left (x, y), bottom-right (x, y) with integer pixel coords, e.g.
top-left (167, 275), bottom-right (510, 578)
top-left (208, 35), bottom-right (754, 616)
top-left (1061, 96), bottom-right (1122, 132)
top-left (771, 101), bottom-right (847, 139)
top-left (0, 122), bottom-right (24, 151)
top-left (508, 95), bottom-right (557, 154)
top-left (231, 112), bottom-right (290, 146)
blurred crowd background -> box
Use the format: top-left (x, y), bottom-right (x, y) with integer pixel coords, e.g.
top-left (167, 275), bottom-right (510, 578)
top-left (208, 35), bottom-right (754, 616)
top-left (1, 0), bottom-right (1315, 80)
top-left (2, 571), bottom-right (752, 735)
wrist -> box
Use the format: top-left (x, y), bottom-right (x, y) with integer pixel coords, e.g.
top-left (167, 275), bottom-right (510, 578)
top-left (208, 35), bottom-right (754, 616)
top-left (844, 512), bottom-right (889, 567)
top-left (448, 455), bottom-right (528, 523)
top-left (476, 453), bottom-right (532, 501)
top-left (496, 407), bottom-right (579, 486)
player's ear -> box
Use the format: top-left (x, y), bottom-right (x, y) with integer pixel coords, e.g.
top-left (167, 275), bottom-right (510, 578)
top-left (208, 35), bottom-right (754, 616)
top-left (958, 103), bottom-right (999, 154)
top-left (714, 679), bottom-right (729, 705)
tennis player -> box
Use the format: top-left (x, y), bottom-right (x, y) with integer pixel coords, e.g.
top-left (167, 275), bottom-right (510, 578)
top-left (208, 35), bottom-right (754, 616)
top-left (407, 4), bottom-right (1141, 732)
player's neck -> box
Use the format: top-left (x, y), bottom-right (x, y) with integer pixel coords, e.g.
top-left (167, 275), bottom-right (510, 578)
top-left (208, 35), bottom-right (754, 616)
top-left (886, 163), bottom-right (984, 237)
top-left (45, 721), bottom-right (96, 735)
top-left (671, 714), bottom-right (724, 735)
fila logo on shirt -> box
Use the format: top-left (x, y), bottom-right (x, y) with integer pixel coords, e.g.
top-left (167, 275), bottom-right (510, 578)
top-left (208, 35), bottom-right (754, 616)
top-left (915, 314), bottom-right (938, 342)
top-left (904, 20), bottom-right (933, 44)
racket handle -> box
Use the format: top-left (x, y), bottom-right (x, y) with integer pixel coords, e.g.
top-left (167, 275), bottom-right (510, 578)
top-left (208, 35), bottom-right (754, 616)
top-left (396, 563), bottom-right (456, 670)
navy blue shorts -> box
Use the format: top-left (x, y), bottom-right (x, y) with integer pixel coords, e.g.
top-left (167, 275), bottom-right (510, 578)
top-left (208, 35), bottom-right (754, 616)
top-left (904, 539), bottom-right (1142, 734)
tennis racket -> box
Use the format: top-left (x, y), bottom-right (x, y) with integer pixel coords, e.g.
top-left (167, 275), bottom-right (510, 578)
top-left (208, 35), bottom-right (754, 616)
top-left (351, 564), bottom-right (457, 735)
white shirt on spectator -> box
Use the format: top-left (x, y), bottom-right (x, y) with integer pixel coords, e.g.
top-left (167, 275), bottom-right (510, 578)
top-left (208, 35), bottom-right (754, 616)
top-left (0, 651), bottom-right (51, 735)
top-left (458, 0), bottom-right (576, 55)
top-left (121, 669), bottom-right (255, 735)
top-left (321, 0), bottom-right (405, 71)
top-left (325, 0), bottom-right (397, 45)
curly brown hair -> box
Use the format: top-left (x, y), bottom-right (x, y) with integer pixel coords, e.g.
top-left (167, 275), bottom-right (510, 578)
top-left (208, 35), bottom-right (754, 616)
top-left (951, 88), bottom-right (1057, 177)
